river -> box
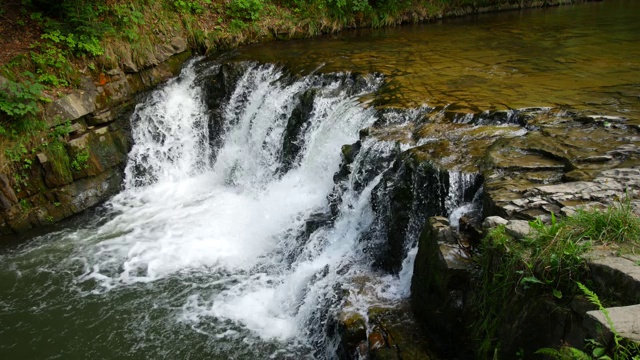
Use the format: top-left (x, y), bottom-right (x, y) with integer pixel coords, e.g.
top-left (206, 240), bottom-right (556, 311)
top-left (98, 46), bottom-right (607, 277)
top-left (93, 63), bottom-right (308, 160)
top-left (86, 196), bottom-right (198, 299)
top-left (1, 1), bottom-right (638, 359)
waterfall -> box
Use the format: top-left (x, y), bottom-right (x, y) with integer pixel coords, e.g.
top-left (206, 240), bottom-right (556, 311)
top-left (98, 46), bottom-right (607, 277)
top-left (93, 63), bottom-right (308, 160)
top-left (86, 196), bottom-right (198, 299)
top-left (68, 60), bottom-right (405, 356)
top-left (0, 59), bottom-right (482, 359)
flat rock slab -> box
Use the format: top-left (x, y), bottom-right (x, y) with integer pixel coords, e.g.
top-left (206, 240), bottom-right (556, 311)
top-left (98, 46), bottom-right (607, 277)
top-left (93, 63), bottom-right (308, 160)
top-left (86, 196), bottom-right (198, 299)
top-left (586, 304), bottom-right (640, 343)
top-left (586, 251), bottom-right (640, 304)
top-left (589, 256), bottom-right (640, 284)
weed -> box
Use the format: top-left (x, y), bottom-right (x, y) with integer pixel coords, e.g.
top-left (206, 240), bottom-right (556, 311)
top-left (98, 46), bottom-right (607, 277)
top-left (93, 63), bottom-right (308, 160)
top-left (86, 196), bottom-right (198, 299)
top-left (19, 199), bottom-right (32, 211)
top-left (173, 0), bottom-right (211, 14)
top-left (46, 141), bottom-right (73, 182)
top-left (71, 149), bottom-right (90, 171)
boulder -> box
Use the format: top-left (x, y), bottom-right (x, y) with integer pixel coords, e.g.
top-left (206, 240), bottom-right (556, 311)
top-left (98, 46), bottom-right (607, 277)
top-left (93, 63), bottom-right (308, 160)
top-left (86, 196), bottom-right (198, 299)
top-left (586, 251), bottom-right (640, 304)
top-left (505, 220), bottom-right (531, 239)
top-left (482, 215), bottom-right (508, 229)
top-left (411, 216), bottom-right (472, 355)
top-left (170, 36), bottom-right (188, 53)
top-left (45, 77), bottom-right (98, 126)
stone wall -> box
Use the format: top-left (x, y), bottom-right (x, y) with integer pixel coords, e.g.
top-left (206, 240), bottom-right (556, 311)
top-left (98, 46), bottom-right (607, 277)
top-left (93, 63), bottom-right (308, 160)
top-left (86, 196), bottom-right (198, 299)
top-left (0, 39), bottom-right (191, 237)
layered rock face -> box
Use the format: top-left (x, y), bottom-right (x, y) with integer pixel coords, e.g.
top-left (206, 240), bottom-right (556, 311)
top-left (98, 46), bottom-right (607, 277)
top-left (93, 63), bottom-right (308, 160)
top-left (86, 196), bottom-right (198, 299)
top-left (404, 108), bottom-right (640, 358)
top-left (0, 40), bottom-right (190, 236)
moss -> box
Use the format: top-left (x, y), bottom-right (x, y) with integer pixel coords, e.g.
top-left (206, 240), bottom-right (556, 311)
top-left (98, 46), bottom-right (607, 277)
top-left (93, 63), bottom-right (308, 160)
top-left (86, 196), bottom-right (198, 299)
top-left (45, 140), bottom-right (73, 184)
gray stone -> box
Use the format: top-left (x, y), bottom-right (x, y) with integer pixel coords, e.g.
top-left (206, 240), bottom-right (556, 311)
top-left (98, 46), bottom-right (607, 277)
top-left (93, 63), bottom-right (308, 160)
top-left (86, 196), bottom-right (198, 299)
top-left (68, 133), bottom-right (90, 150)
top-left (511, 198), bottom-right (527, 207)
top-left (88, 110), bottom-right (115, 125)
top-left (482, 216), bottom-right (509, 229)
top-left (36, 153), bottom-right (48, 164)
top-left (585, 304), bottom-right (640, 343)
top-left (70, 122), bottom-right (86, 136)
top-left (93, 126), bottom-right (109, 136)
top-left (170, 36), bottom-right (188, 53)
top-left (45, 88), bottom-right (97, 126)
top-left (587, 254), bottom-right (640, 304)
top-left (121, 52), bottom-right (139, 73)
top-left (505, 220), bottom-right (531, 239)
top-left (155, 43), bottom-right (176, 63)
top-left (583, 155), bottom-right (614, 163)
top-left (102, 77), bottom-right (131, 106)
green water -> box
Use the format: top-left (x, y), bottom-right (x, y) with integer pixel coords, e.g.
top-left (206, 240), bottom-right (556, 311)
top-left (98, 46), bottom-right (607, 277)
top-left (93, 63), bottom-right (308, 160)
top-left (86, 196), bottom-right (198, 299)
top-left (234, 0), bottom-right (640, 118)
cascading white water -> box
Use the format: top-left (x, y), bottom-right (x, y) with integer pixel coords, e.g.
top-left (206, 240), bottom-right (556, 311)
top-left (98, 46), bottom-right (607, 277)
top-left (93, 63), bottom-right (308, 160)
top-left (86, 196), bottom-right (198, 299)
top-left (0, 59), bottom-right (481, 359)
top-left (62, 60), bottom-right (413, 356)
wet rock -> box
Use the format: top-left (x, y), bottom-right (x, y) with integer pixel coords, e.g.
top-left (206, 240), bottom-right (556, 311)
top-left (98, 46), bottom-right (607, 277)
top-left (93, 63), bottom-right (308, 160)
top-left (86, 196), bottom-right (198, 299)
top-left (485, 167), bottom-right (640, 221)
top-left (366, 305), bottom-right (433, 360)
top-left (280, 88), bottom-right (318, 172)
top-left (337, 311), bottom-right (367, 359)
top-left (411, 217), bottom-right (472, 355)
top-left (369, 154), bottom-right (450, 273)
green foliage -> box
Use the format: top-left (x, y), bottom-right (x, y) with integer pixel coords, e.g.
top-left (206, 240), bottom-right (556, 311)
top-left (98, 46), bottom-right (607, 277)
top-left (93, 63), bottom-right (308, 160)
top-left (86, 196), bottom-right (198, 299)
top-left (30, 41), bottom-right (72, 86)
top-left (537, 283), bottom-right (640, 360)
top-left (41, 30), bottom-right (103, 56)
top-left (71, 149), bottom-right (90, 171)
top-left (19, 199), bottom-right (33, 211)
top-left (109, 3), bottom-right (146, 27)
top-left (535, 346), bottom-right (592, 360)
top-left (227, 0), bottom-right (265, 21)
top-left (51, 121), bottom-right (73, 139)
top-left (472, 204), bottom-right (640, 358)
top-left (173, 0), bottom-right (211, 14)
top-left (0, 73), bottom-right (49, 136)
top-left (0, 74), bottom-right (45, 118)
top-left (5, 142), bottom-right (33, 192)
top-left (568, 202), bottom-right (640, 244)
top-left (5, 143), bottom-right (29, 164)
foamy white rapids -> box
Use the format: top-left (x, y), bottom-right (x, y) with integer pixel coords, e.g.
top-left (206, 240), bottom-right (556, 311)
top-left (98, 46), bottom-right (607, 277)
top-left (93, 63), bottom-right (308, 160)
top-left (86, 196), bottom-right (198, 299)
top-left (67, 60), bottom-right (416, 352)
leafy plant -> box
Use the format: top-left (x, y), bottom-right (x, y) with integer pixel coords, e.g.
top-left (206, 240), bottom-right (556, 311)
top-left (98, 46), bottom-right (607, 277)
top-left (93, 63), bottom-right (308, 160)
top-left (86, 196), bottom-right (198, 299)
top-left (71, 149), bottom-right (90, 171)
top-left (227, 0), bottom-right (264, 21)
top-left (0, 73), bottom-right (45, 119)
top-left (173, 0), bottom-right (211, 14)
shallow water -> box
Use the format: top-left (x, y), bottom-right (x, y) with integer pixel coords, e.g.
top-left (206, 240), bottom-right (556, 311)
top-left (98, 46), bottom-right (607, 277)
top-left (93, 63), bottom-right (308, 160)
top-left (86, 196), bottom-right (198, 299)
top-left (234, 0), bottom-right (640, 118)
top-left (1, 2), bottom-right (639, 359)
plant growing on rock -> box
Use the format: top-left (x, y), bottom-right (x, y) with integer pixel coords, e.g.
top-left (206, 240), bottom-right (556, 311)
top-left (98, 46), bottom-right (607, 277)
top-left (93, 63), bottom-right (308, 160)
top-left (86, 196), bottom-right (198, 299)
top-left (472, 204), bottom-right (640, 358)
top-left (536, 282), bottom-right (640, 360)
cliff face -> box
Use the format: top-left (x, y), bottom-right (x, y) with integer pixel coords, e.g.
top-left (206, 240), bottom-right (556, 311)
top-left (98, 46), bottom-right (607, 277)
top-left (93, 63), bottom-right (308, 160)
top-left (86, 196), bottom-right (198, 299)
top-left (0, 40), bottom-right (191, 237)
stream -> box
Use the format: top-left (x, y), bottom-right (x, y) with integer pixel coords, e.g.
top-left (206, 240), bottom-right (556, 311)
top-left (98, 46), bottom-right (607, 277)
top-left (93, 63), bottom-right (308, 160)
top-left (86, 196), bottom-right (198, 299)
top-left (1, 1), bottom-right (639, 359)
